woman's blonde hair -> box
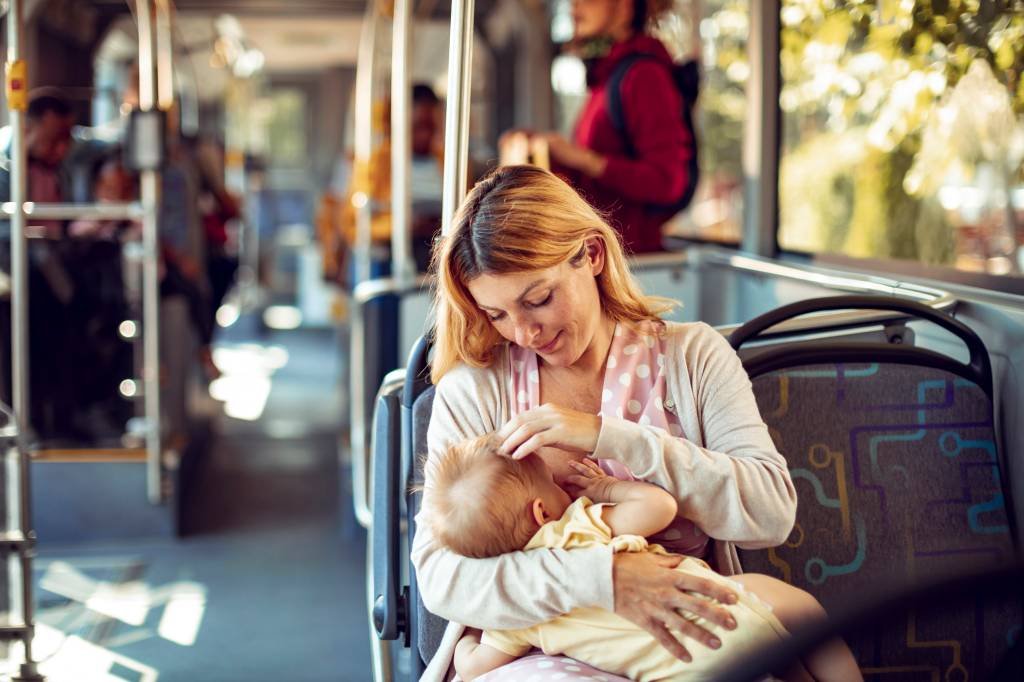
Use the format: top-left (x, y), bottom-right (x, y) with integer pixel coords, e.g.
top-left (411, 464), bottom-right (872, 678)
top-left (430, 165), bottom-right (673, 383)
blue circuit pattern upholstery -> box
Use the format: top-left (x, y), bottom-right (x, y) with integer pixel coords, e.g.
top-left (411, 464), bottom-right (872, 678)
top-left (739, 362), bottom-right (1020, 679)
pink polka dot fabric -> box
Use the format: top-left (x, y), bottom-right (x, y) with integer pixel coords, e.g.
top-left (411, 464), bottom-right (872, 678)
top-left (473, 653), bottom-right (629, 682)
top-left (509, 320), bottom-right (709, 558)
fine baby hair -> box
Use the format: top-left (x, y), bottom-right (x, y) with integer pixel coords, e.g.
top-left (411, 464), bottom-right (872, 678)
top-left (423, 434), bottom-right (547, 559)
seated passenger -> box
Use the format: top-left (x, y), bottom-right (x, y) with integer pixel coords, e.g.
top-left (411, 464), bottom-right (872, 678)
top-left (424, 435), bottom-right (862, 682)
top-left (416, 165), bottom-right (808, 681)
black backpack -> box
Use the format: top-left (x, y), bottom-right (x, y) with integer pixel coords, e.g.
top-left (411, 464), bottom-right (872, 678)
top-left (606, 54), bottom-right (701, 214)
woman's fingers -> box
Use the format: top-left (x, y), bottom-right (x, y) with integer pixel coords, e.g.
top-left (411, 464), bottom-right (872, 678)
top-left (654, 605), bottom-right (723, 652)
top-left (666, 591), bottom-right (737, 635)
top-left (674, 573), bottom-right (739, 610)
top-left (494, 413), bottom-right (525, 444)
top-left (496, 404), bottom-right (601, 456)
top-left (641, 619), bottom-right (693, 663)
top-left (612, 552), bottom-right (742, 661)
top-left (499, 423), bottom-right (546, 458)
top-left (508, 434), bottom-right (550, 461)
top-left (652, 553), bottom-right (684, 569)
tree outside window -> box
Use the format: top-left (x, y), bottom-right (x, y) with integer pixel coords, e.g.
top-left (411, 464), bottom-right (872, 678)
top-left (778, 0), bottom-right (1024, 280)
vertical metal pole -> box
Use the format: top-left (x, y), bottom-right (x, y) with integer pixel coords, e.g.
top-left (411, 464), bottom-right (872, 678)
top-left (742, 0), bottom-right (780, 257)
top-left (390, 0), bottom-right (414, 283)
top-left (352, 6), bottom-right (377, 285)
top-left (6, 3), bottom-right (44, 676)
top-left (154, 0), bottom-right (174, 111)
top-left (137, 0), bottom-right (163, 503)
top-left (440, 0), bottom-right (475, 235)
top-left (349, 4), bottom-right (378, 526)
top-left (5, 0), bottom-right (32, 655)
top-left (7, 0), bottom-right (29, 436)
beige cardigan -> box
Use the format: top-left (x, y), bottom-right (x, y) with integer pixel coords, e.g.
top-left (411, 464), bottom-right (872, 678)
top-left (411, 322), bottom-right (797, 681)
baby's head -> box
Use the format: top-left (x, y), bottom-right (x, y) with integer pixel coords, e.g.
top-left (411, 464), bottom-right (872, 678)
top-left (424, 434), bottom-right (572, 559)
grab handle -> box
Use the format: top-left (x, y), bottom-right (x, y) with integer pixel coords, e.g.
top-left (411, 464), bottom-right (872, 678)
top-left (728, 295), bottom-right (991, 395)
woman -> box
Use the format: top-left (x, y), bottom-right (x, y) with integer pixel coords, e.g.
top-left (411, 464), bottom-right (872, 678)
top-left (536, 0), bottom-right (697, 253)
top-left (412, 166), bottom-right (797, 680)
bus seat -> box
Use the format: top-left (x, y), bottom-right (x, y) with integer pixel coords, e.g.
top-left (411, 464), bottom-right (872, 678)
top-left (408, 384), bottom-right (444, 670)
top-left (731, 295), bottom-right (1021, 679)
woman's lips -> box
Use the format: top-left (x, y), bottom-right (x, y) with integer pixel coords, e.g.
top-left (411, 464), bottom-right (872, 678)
top-left (536, 331), bottom-right (561, 354)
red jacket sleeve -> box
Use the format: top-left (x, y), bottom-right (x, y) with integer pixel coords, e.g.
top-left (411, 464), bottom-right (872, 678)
top-left (596, 60), bottom-right (694, 205)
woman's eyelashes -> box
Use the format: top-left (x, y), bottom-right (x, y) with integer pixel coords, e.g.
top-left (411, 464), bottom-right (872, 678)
top-left (484, 291), bottom-right (554, 321)
top-left (525, 290), bottom-right (554, 309)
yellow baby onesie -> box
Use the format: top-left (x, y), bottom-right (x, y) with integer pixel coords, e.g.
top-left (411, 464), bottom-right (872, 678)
top-left (480, 498), bottom-right (789, 681)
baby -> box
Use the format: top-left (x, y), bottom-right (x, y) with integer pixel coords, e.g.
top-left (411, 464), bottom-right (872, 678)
top-left (424, 435), bottom-right (862, 682)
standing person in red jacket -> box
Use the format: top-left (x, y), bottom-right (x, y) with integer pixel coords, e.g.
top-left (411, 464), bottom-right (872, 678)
top-left (535, 0), bottom-right (698, 254)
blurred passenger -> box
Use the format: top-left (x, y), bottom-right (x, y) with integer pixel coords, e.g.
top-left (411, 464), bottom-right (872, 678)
top-left (22, 89), bottom-right (75, 240)
top-left (410, 83), bottom-right (445, 272)
top-left (317, 83), bottom-right (447, 283)
top-left (62, 152), bottom-right (135, 436)
top-left (502, 0), bottom-right (700, 254)
top-left (0, 88), bottom-right (79, 438)
top-left (77, 151), bottom-right (220, 383)
top-left (195, 137), bottom-right (240, 327)
top-left (164, 134), bottom-right (220, 382)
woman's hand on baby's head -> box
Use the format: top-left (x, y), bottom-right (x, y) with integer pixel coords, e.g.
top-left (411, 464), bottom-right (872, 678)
top-left (564, 459), bottom-right (616, 502)
top-left (497, 403), bottom-right (601, 461)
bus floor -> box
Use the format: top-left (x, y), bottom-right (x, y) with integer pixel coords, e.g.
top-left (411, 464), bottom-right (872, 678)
top-left (23, 319), bottom-right (371, 681)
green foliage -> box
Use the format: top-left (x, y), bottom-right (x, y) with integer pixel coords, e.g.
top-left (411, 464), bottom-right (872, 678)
top-left (696, 0), bottom-right (749, 180)
top-left (778, 0), bottom-right (1022, 265)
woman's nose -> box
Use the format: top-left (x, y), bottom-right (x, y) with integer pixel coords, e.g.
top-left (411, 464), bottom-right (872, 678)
top-left (513, 318), bottom-right (541, 347)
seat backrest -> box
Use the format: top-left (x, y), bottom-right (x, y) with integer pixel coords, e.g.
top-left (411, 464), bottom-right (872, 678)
top-left (407, 386), bottom-right (448, 669)
top-left (741, 359), bottom-right (1020, 677)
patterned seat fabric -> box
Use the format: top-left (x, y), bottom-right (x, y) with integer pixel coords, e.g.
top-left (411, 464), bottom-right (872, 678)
top-left (740, 362), bottom-right (1021, 679)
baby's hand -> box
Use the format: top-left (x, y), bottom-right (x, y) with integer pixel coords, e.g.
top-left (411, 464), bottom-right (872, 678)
top-left (565, 459), bottom-right (617, 503)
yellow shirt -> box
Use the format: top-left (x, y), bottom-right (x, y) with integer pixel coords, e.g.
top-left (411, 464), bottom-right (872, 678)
top-left (481, 498), bottom-right (789, 681)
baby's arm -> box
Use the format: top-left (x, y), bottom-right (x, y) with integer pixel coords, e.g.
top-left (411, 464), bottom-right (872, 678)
top-left (566, 459), bottom-right (678, 537)
top-left (454, 630), bottom-right (519, 681)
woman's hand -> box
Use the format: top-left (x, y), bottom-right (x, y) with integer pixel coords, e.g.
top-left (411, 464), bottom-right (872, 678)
top-left (539, 133), bottom-right (607, 177)
top-left (498, 129), bottom-right (533, 166)
top-left (496, 403), bottom-right (602, 461)
top-left (613, 553), bottom-right (739, 662)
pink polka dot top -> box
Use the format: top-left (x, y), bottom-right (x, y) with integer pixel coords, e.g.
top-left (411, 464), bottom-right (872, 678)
top-left (508, 320), bottom-right (709, 559)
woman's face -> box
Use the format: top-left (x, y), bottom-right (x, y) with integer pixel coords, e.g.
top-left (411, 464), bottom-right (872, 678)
top-left (466, 239), bottom-right (606, 369)
top-left (571, 0), bottom-right (632, 40)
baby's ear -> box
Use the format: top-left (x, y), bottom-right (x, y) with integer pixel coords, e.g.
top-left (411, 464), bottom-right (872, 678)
top-left (531, 498), bottom-right (547, 526)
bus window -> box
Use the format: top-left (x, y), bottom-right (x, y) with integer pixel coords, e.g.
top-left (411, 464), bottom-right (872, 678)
top-left (778, 1), bottom-right (1024, 282)
top-left (659, 0), bottom-right (748, 245)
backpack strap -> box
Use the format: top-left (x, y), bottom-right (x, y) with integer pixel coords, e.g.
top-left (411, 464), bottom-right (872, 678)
top-left (605, 53), bottom-right (703, 213)
top-left (605, 53), bottom-right (655, 158)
